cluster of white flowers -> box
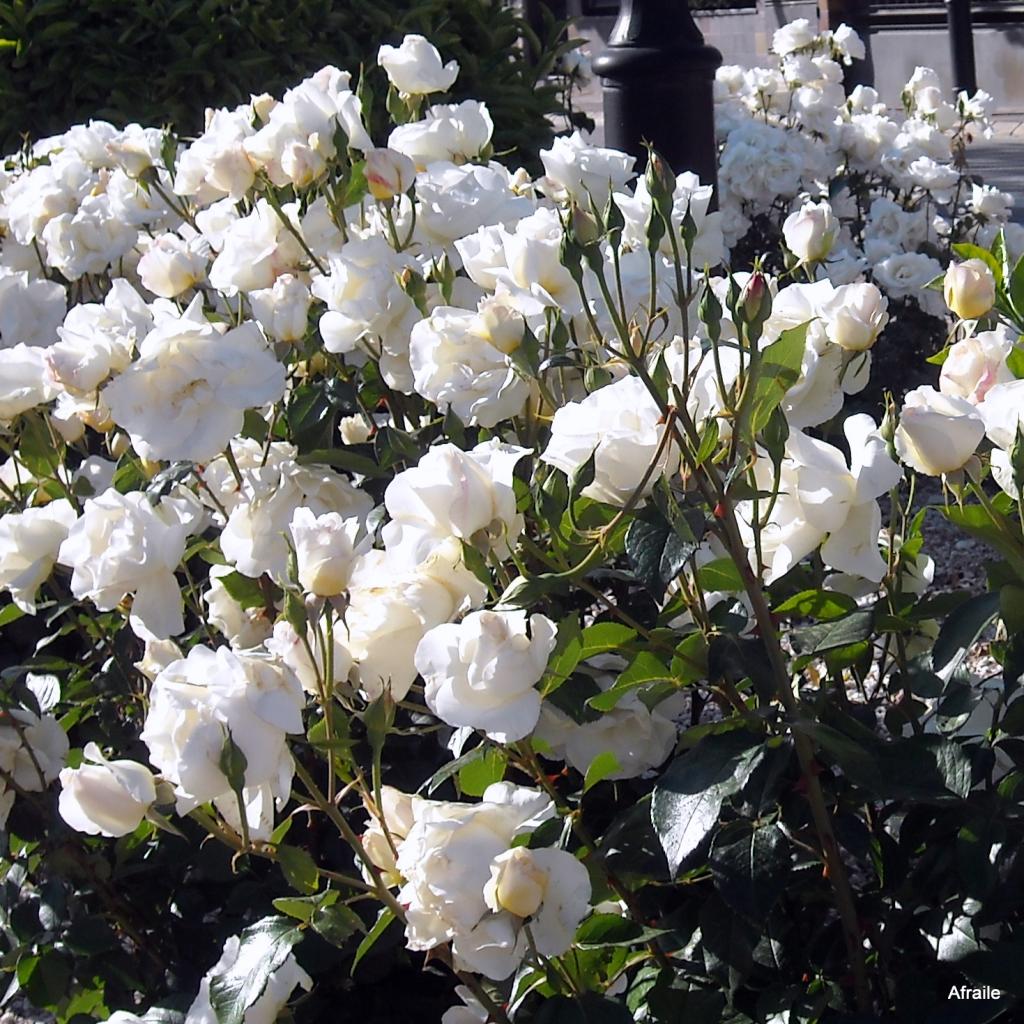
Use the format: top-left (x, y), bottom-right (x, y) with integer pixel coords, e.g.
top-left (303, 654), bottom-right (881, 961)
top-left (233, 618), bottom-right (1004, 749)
top-left (1, 25), bottom-right (1019, 1019)
top-left (714, 19), bottom-right (1007, 321)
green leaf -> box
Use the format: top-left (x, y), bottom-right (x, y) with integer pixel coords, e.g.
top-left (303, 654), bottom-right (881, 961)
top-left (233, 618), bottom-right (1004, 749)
top-left (587, 651), bottom-right (674, 712)
top-left (651, 729), bottom-right (763, 875)
top-left (694, 557), bottom-right (746, 593)
top-left (791, 609), bottom-right (874, 656)
top-left (932, 591), bottom-right (1000, 682)
top-left (312, 903), bottom-right (364, 947)
top-left (579, 622), bottom-right (637, 660)
top-left (459, 745), bottom-right (507, 796)
top-left (208, 917), bottom-right (302, 1024)
top-left (540, 616), bottom-right (583, 695)
top-left (772, 589), bottom-right (857, 621)
top-left (940, 503), bottom-right (1024, 570)
top-left (625, 506), bottom-right (698, 601)
top-left (216, 571), bottom-right (271, 611)
top-left (0, 603), bottom-right (26, 627)
top-left (748, 323), bottom-right (809, 434)
top-left (351, 907), bottom-right (395, 975)
top-left (709, 822), bottom-right (791, 921)
top-left (583, 751), bottom-right (620, 792)
top-left (218, 730), bottom-right (248, 802)
top-left (276, 845), bottom-right (319, 895)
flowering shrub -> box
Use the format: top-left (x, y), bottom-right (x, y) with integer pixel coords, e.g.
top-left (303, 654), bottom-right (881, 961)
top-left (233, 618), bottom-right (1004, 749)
top-left (2, 23), bottom-right (1024, 1024)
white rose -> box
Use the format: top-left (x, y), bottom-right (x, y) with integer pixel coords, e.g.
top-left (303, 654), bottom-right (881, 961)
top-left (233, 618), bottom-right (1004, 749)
top-left (940, 327), bottom-right (1015, 404)
top-left (343, 541), bottom-right (486, 701)
top-left (0, 344), bottom-right (57, 421)
top-left (57, 489), bottom-right (200, 640)
top-left (895, 385), bottom-right (986, 475)
top-left (0, 708), bottom-right (68, 792)
top-left (388, 101), bottom-right (493, 169)
top-left (944, 259), bottom-right (996, 320)
top-left (173, 105), bottom-right (257, 204)
top-left (383, 439), bottom-right (530, 567)
top-left (773, 18), bottom-right (817, 56)
top-left (378, 35), bottom-right (459, 97)
top-left (204, 565), bottom-right (274, 649)
top-left (542, 374), bottom-right (679, 507)
top-left (409, 304), bottom-right (529, 428)
top-left (415, 610), bottom-right (556, 742)
top-left (978, 379), bottom-right (1024, 450)
top-left (0, 500), bottom-right (77, 613)
top-left (207, 199), bottom-right (305, 295)
top-left (289, 507), bottom-right (367, 596)
top-left (0, 270), bottom-right (66, 349)
top-left (58, 742), bottom-right (156, 837)
top-left (103, 299), bottom-right (286, 464)
top-left (141, 645), bottom-right (303, 811)
top-left (819, 282), bottom-right (888, 351)
top-left (783, 199), bottom-right (837, 263)
top-left (137, 234), bottom-right (207, 298)
top-left (539, 131), bottom-right (636, 210)
top-left (248, 273), bottom-right (312, 344)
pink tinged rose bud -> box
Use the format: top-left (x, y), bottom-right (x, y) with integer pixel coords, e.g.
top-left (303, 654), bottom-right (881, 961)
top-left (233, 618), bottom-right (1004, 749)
top-left (365, 147), bottom-right (416, 201)
top-left (782, 199), bottom-right (837, 263)
top-left (939, 329), bottom-right (1015, 404)
top-left (944, 259), bottom-right (996, 320)
top-left (58, 743), bottom-right (156, 837)
top-left (894, 385), bottom-right (986, 475)
top-left (739, 270), bottom-right (771, 324)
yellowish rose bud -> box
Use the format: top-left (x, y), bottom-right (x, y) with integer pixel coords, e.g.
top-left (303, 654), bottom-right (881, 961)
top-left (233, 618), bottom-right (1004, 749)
top-left (944, 258), bottom-right (996, 320)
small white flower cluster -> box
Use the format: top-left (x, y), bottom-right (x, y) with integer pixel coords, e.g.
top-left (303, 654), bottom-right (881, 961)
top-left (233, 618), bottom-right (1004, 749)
top-left (714, 20), bottom-right (1007, 321)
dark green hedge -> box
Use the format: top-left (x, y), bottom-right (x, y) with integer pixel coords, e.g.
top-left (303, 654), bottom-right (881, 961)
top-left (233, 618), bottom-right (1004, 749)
top-left (0, 0), bottom-right (582, 168)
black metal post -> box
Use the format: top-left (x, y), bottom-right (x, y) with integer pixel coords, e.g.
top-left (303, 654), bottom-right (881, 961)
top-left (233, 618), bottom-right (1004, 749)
top-left (593, 0), bottom-right (722, 189)
top-left (946, 0), bottom-right (977, 95)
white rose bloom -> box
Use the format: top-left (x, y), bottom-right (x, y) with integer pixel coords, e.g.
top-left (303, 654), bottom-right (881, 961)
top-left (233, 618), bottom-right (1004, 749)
top-left (343, 540), bottom-right (486, 701)
top-left (818, 282), bottom-right (888, 351)
top-left (0, 710), bottom-right (68, 821)
top-left (184, 935), bottom-right (312, 1024)
top-left (873, 251), bottom-right (945, 316)
top-left (47, 279), bottom-right (151, 393)
top-left (414, 161), bottom-right (533, 246)
top-left (204, 565), bottom-right (274, 649)
top-left (454, 224), bottom-right (509, 291)
top-left (289, 507), bottom-right (367, 596)
top-left (0, 499), bottom-right (78, 613)
top-left (784, 414), bottom-right (903, 581)
top-left (940, 327), bottom-right (1015, 404)
top-left (377, 34), bottom-right (459, 96)
top-left (173, 104), bottom-right (257, 204)
top-left (383, 439), bottom-right (530, 567)
top-left (221, 457), bottom-right (371, 582)
top-left (40, 194), bottom-right (137, 280)
top-left (264, 617), bottom-right (353, 695)
top-left (310, 236), bottom-right (420, 392)
top-left (141, 645), bottom-right (303, 816)
top-left (978, 379), bottom-right (1024, 452)
top-left (475, 845), bottom-right (591, 973)
top-left (895, 385), bottom-right (986, 476)
top-left (832, 23), bottom-right (866, 62)
top-left (970, 182), bottom-right (1013, 221)
top-left (58, 742), bottom-right (156, 837)
top-left (57, 489), bottom-right (200, 640)
top-left (388, 101), bottom-right (494, 169)
top-left (396, 783), bottom-right (555, 973)
top-left (243, 67), bottom-right (371, 188)
top-left (783, 199), bottom-right (837, 263)
top-left (539, 131), bottom-right (636, 210)
top-left (137, 233), bottom-right (207, 298)
top-left (0, 271), bottom-right (66, 349)
top-left (773, 18), bottom-right (817, 56)
top-left (249, 273), bottom-right (311, 343)
top-left (103, 299), bottom-right (286, 464)
top-left (207, 199), bottom-right (305, 295)
top-left (361, 785), bottom-right (419, 883)
top-left (409, 304), bottom-right (530, 427)
top-left (0, 344), bottom-right (57, 421)
top-left (536, 669), bottom-right (682, 780)
top-left (415, 610), bottom-right (557, 742)
top-left (542, 374), bottom-right (680, 507)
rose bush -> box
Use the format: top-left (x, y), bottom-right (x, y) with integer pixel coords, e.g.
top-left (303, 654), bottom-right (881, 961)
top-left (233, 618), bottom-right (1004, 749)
top-left (2, 23), bottom-right (1024, 1024)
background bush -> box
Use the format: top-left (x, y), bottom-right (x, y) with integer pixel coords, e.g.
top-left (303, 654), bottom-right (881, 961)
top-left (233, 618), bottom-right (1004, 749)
top-left (0, 0), bottom-right (583, 169)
